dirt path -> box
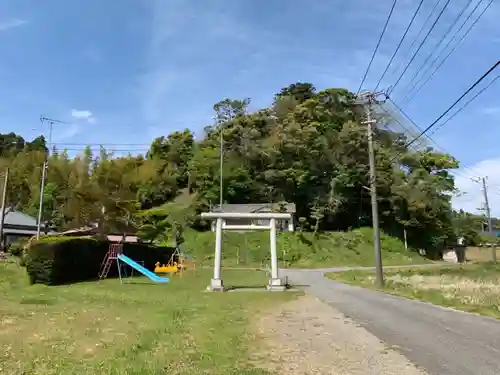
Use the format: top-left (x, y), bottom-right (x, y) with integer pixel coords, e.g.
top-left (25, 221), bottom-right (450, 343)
top-left (253, 295), bottom-right (427, 375)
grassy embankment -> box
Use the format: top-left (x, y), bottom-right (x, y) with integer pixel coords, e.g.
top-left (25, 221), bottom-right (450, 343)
top-left (327, 262), bottom-right (500, 319)
top-left (183, 227), bottom-right (430, 268)
top-left (0, 259), bottom-right (298, 375)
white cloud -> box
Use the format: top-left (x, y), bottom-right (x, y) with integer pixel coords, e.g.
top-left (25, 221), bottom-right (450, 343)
top-left (0, 18), bottom-right (26, 32)
top-left (71, 109), bottom-right (92, 118)
top-left (479, 107), bottom-right (500, 115)
top-left (53, 123), bottom-right (81, 142)
top-left (452, 158), bottom-right (500, 217)
top-left (71, 109), bottom-right (96, 123)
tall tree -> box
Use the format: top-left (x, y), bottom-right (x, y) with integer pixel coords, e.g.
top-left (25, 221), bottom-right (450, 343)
top-left (0, 83), bottom-right (462, 255)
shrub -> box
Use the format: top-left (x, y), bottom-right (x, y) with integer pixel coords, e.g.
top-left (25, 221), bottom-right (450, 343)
top-left (25, 236), bottom-right (175, 285)
top-left (8, 241), bottom-right (25, 257)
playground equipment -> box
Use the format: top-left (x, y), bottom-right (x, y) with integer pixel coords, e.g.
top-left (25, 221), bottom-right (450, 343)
top-left (117, 254), bottom-right (169, 283)
top-left (154, 262), bottom-right (178, 274)
top-left (99, 243), bottom-right (169, 284)
top-left (99, 243), bottom-right (123, 280)
top-left (163, 246), bottom-right (196, 277)
top-left (200, 212), bottom-right (291, 292)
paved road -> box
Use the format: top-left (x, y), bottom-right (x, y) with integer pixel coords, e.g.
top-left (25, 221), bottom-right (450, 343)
top-left (281, 267), bottom-right (500, 375)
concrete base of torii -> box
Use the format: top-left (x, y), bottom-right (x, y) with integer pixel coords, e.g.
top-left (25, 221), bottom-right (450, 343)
top-left (266, 277), bottom-right (287, 291)
top-left (207, 278), bottom-right (225, 292)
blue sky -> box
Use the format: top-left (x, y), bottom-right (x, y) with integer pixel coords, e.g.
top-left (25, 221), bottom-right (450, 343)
top-left (1, 0), bottom-right (500, 214)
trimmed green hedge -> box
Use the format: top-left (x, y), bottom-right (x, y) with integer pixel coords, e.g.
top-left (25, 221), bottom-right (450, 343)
top-left (25, 236), bottom-right (175, 285)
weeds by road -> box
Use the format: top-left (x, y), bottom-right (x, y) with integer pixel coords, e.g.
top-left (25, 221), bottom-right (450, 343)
top-left (326, 263), bottom-right (500, 319)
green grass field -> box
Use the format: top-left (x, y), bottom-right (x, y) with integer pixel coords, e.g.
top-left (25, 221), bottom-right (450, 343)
top-left (0, 259), bottom-right (298, 375)
top-left (326, 263), bottom-right (500, 319)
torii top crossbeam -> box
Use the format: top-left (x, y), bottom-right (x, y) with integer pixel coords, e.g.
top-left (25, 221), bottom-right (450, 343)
top-left (201, 212), bottom-right (291, 219)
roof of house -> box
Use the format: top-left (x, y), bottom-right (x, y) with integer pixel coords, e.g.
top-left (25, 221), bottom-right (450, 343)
top-left (213, 203), bottom-right (296, 214)
top-left (56, 227), bottom-right (97, 236)
top-left (4, 211), bottom-right (38, 227)
top-left (4, 228), bottom-right (39, 235)
top-left (107, 235), bottom-right (140, 243)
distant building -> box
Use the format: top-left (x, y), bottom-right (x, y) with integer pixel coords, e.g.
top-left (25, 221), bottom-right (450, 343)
top-left (210, 203), bottom-right (296, 232)
top-left (2, 211), bottom-right (49, 246)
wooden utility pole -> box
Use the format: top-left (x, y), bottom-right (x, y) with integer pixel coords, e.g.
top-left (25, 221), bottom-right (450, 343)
top-left (358, 92), bottom-right (384, 287)
top-left (219, 119), bottom-right (224, 208)
top-left (0, 168), bottom-right (8, 247)
top-left (37, 116), bottom-right (67, 239)
top-left (481, 176), bottom-right (496, 262)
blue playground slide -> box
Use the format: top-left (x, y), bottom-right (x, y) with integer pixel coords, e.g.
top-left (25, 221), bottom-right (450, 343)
top-left (117, 254), bottom-right (169, 283)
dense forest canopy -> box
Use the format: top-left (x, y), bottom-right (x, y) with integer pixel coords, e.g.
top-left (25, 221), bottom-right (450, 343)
top-left (1, 82), bottom-right (465, 252)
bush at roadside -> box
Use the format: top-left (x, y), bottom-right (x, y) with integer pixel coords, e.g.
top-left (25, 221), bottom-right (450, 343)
top-left (25, 236), bottom-right (175, 285)
top-left (8, 240), bottom-right (25, 257)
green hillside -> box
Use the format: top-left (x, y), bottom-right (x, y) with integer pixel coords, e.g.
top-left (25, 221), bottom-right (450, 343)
top-left (183, 227), bottom-right (429, 268)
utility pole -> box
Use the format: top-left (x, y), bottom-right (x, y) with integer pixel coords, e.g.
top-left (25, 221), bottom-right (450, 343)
top-left (0, 168), bottom-right (9, 247)
top-left (36, 116), bottom-right (67, 239)
top-left (216, 114), bottom-right (233, 209)
top-left (219, 118), bottom-right (224, 208)
top-left (36, 162), bottom-right (47, 239)
top-left (481, 176), bottom-right (495, 262)
top-left (358, 91), bottom-right (384, 287)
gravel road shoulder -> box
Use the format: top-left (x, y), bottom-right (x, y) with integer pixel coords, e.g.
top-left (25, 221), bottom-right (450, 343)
top-left (252, 295), bottom-right (427, 375)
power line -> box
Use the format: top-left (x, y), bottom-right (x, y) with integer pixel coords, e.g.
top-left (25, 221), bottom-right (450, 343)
top-left (373, 0), bottom-right (425, 92)
top-left (383, 98), bottom-right (491, 181)
top-left (427, 73), bottom-right (500, 137)
top-left (389, 0), bottom-right (444, 80)
top-left (378, 101), bottom-right (500, 223)
top-left (379, 100), bottom-right (500, 205)
top-left (378, 100), bottom-right (500, 196)
top-left (55, 148), bottom-right (150, 153)
top-left (356, 0), bottom-right (398, 95)
top-left (380, 99), bottom-right (445, 150)
top-left (52, 142), bottom-right (152, 146)
top-left (387, 0), bottom-right (453, 96)
top-left (399, 0), bottom-right (475, 101)
top-left (390, 60), bottom-right (500, 159)
top-left (403, 0), bottom-right (493, 105)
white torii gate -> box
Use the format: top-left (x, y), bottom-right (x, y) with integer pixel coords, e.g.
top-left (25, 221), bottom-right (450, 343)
top-left (200, 212), bottom-right (292, 291)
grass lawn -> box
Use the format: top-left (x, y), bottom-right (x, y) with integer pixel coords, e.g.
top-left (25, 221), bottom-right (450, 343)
top-left (289, 246), bottom-right (431, 269)
top-left (0, 259), bottom-right (298, 375)
top-left (326, 263), bottom-right (500, 319)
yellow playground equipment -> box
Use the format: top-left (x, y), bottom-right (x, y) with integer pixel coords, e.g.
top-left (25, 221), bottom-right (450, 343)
top-left (154, 262), bottom-right (178, 274)
top-left (154, 246), bottom-right (196, 276)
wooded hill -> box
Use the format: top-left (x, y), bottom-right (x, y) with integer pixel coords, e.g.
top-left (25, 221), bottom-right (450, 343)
top-left (2, 83), bottom-right (460, 255)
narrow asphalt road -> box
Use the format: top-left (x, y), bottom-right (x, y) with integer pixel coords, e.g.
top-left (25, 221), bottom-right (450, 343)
top-left (281, 267), bottom-right (500, 375)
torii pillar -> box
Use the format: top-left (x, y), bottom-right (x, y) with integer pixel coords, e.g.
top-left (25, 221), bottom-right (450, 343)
top-left (200, 212), bottom-right (292, 291)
